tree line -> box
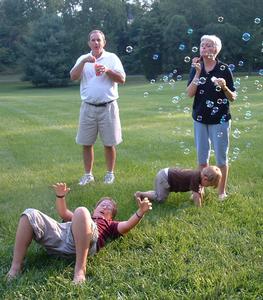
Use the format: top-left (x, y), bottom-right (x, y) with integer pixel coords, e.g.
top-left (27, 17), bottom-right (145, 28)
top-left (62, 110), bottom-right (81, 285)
top-left (0, 0), bottom-right (262, 86)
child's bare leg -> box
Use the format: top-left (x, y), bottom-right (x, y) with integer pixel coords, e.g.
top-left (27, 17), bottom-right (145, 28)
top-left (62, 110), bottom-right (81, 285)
top-left (71, 207), bottom-right (93, 284)
top-left (134, 191), bottom-right (156, 201)
top-left (7, 215), bottom-right (33, 279)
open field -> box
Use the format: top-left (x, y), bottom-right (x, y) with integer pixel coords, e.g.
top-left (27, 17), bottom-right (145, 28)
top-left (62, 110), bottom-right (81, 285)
top-left (0, 75), bottom-right (262, 299)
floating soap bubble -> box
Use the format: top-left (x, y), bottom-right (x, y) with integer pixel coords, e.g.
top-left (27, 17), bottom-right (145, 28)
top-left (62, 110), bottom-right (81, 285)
top-left (254, 80), bottom-right (259, 85)
top-left (242, 32), bottom-right (251, 42)
top-left (242, 87), bottom-right (248, 93)
top-left (244, 111), bottom-right (252, 120)
top-left (199, 90), bottom-right (204, 94)
top-left (211, 106), bottom-right (219, 115)
top-left (206, 100), bottom-right (214, 108)
top-left (172, 96), bottom-right (180, 104)
top-left (184, 56), bottom-right (191, 63)
top-left (169, 79), bottom-right (175, 85)
top-left (192, 46), bottom-right (198, 53)
top-left (168, 72), bottom-right (174, 78)
top-left (254, 17), bottom-right (261, 24)
top-left (244, 75), bottom-right (249, 80)
top-left (89, 7), bottom-right (93, 12)
top-left (228, 64), bottom-right (235, 72)
top-left (197, 115), bottom-right (203, 121)
top-left (152, 54), bottom-right (159, 60)
top-left (220, 116), bottom-right (226, 123)
top-left (218, 16), bottom-right (224, 22)
top-left (144, 92), bottom-right (149, 98)
top-left (157, 85), bottom-right (163, 91)
top-left (173, 69), bottom-right (178, 74)
top-left (185, 129), bottom-right (192, 136)
top-left (259, 69), bottom-right (263, 76)
top-left (215, 85), bottom-right (222, 92)
top-left (187, 28), bottom-right (193, 34)
top-left (184, 148), bottom-right (190, 155)
top-left (257, 84), bottom-right (262, 90)
top-left (193, 78), bottom-right (200, 85)
top-left (217, 131), bottom-right (223, 138)
top-left (179, 43), bottom-right (186, 51)
top-left (126, 45), bottom-right (133, 53)
top-left (246, 142), bottom-right (252, 148)
top-left (234, 81), bottom-right (241, 89)
top-left (162, 75), bottom-right (169, 82)
top-left (238, 61), bottom-right (244, 67)
top-left (176, 75), bottom-right (183, 81)
top-left (220, 65), bottom-right (226, 71)
top-left (181, 92), bottom-right (186, 99)
top-left (183, 107), bottom-right (191, 114)
top-left (232, 128), bottom-right (241, 139)
top-left (199, 77), bottom-right (206, 84)
top-left (222, 98), bottom-right (228, 104)
top-left (150, 79), bottom-right (156, 84)
top-left (179, 141), bottom-right (185, 148)
top-left (217, 98), bottom-right (223, 104)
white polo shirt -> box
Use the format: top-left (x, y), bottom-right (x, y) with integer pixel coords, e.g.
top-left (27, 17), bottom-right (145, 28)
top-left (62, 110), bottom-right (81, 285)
top-left (74, 50), bottom-right (126, 104)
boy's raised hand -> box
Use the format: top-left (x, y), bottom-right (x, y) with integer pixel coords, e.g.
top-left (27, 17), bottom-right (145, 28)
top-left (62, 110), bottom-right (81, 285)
top-left (136, 197), bottom-right (152, 214)
top-left (52, 182), bottom-right (70, 197)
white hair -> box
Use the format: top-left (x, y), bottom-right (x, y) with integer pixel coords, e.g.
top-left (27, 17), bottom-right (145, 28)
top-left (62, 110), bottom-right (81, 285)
top-left (201, 35), bottom-right (222, 55)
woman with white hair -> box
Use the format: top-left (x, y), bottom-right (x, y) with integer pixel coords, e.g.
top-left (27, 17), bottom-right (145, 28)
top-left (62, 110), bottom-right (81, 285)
top-left (187, 35), bottom-right (237, 200)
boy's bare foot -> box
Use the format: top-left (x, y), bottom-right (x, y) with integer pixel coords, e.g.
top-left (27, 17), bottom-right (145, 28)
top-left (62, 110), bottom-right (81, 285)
top-left (6, 268), bottom-right (22, 281)
top-left (73, 270), bottom-right (86, 284)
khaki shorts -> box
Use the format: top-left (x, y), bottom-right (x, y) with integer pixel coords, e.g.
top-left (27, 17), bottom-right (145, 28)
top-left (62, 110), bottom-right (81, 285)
top-left (22, 208), bottom-right (98, 257)
top-left (76, 101), bottom-right (122, 146)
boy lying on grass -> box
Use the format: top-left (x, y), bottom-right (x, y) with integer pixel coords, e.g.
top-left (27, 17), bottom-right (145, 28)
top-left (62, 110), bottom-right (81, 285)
top-left (7, 183), bottom-right (152, 284)
top-left (135, 166), bottom-right (222, 207)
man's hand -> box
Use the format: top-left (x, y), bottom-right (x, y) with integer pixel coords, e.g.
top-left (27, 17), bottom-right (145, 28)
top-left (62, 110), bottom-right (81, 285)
top-left (52, 182), bottom-right (70, 197)
top-left (82, 54), bottom-right (96, 64)
top-left (136, 197), bottom-right (152, 215)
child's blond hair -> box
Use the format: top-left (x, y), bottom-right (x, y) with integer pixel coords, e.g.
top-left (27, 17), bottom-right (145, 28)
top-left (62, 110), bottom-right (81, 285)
top-left (201, 166), bottom-right (222, 188)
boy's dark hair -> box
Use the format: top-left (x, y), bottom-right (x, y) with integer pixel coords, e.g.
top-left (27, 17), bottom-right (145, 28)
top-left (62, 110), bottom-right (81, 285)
top-left (95, 197), bottom-right (118, 219)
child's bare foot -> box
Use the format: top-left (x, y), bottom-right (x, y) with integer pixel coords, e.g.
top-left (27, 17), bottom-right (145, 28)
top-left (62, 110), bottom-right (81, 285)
top-left (6, 267), bottom-right (22, 281)
top-left (73, 270), bottom-right (86, 284)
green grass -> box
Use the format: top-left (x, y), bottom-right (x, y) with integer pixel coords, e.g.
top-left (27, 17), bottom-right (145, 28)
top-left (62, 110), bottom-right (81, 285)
top-left (0, 75), bottom-right (262, 299)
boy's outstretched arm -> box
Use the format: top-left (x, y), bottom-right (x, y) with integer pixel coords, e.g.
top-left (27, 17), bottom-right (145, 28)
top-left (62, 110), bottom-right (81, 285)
top-left (117, 197), bottom-right (152, 235)
top-left (53, 183), bottom-right (74, 221)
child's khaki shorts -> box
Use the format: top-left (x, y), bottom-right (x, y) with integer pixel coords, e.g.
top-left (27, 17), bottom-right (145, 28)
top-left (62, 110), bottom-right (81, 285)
top-left (22, 208), bottom-right (98, 257)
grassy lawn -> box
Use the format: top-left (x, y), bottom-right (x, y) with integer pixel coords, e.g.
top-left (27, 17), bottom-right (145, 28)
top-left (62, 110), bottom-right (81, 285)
top-left (0, 75), bottom-right (262, 299)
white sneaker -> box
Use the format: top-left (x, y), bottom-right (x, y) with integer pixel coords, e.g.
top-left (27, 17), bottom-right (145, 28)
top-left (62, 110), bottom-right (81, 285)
top-left (104, 172), bottom-right (115, 184)
top-left (78, 174), bottom-right (94, 186)
top-left (218, 193), bottom-right (228, 201)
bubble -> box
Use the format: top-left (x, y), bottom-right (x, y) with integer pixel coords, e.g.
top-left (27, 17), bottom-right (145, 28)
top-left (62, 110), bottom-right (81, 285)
top-left (197, 115), bottom-right (203, 121)
top-left (206, 100), bottom-right (214, 108)
top-left (168, 72), bottom-right (174, 78)
top-left (176, 75), bottom-right (183, 81)
top-left (228, 64), bottom-right (235, 72)
top-left (218, 16), bottom-right (224, 22)
top-left (184, 148), bottom-right (190, 155)
top-left (217, 131), bottom-right (223, 138)
top-left (179, 141), bottom-right (185, 148)
top-left (187, 28), bottom-right (193, 34)
top-left (233, 147), bottom-right (240, 155)
top-left (254, 80), bottom-right (259, 85)
top-left (179, 43), bottom-right (186, 51)
top-left (211, 106), bottom-right (219, 115)
top-left (246, 142), bottom-right (252, 148)
top-left (238, 61), bottom-right (244, 67)
top-left (183, 107), bottom-right (191, 114)
top-left (222, 98), bottom-right (228, 104)
top-left (172, 96), bottom-right (180, 104)
top-left (232, 128), bottom-right (241, 139)
top-left (143, 92), bottom-right (149, 98)
top-left (184, 56), bottom-right (191, 63)
top-left (126, 45), bottom-right (133, 53)
top-left (173, 69), bottom-right (178, 74)
top-left (242, 87), bottom-right (248, 93)
top-left (220, 65), bottom-right (226, 71)
top-left (244, 111), bottom-right (252, 119)
top-left (169, 79), bottom-right (175, 85)
top-left (185, 129), bottom-right (192, 136)
top-left (199, 77), bottom-right (206, 84)
top-left (180, 92), bottom-right (186, 99)
top-left (217, 98), bottom-right (223, 104)
top-left (234, 81), bottom-right (241, 89)
top-left (242, 32), bottom-right (251, 42)
top-left (152, 54), bottom-right (159, 60)
top-left (193, 78), bottom-right (200, 85)
top-left (244, 75), bottom-right (249, 80)
top-left (257, 84), bottom-right (262, 91)
top-left (192, 46), bottom-right (198, 53)
top-left (199, 89), bottom-right (204, 94)
top-left (215, 85), bottom-right (222, 92)
top-left (254, 17), bottom-right (261, 24)
top-left (150, 79), bottom-right (156, 84)
top-left (157, 85), bottom-right (163, 91)
top-left (89, 7), bottom-right (93, 12)
top-left (162, 75), bottom-right (169, 82)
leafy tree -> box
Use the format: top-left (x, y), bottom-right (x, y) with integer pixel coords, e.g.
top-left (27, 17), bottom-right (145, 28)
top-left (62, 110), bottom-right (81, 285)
top-left (22, 14), bottom-right (71, 87)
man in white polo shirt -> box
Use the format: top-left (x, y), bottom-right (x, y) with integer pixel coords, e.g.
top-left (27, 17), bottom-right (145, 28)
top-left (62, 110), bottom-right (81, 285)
top-left (70, 30), bottom-right (126, 185)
